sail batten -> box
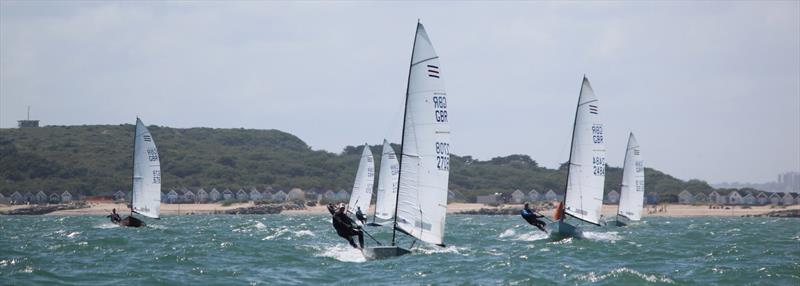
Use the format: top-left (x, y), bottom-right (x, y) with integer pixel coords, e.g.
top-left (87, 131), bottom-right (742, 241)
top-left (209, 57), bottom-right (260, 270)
top-left (375, 140), bottom-right (399, 220)
top-left (563, 77), bottom-right (606, 225)
top-left (394, 22), bottom-right (450, 246)
top-left (617, 133), bottom-right (645, 221)
top-left (131, 119), bottom-right (161, 219)
top-left (348, 145), bottom-right (375, 214)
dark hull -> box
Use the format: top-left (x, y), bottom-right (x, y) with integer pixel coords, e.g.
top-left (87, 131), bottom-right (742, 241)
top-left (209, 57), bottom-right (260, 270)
top-left (118, 216), bottom-right (145, 228)
top-left (362, 246), bottom-right (412, 260)
top-left (547, 220), bottom-right (582, 241)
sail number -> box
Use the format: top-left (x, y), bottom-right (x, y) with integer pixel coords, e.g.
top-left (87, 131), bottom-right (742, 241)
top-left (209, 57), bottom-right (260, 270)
top-left (635, 180), bottom-right (644, 192)
top-left (146, 148), bottom-right (159, 162)
top-left (592, 156), bottom-right (605, 176)
top-left (152, 170), bottom-right (161, 184)
top-left (592, 124), bottom-right (603, 144)
top-left (635, 160), bottom-right (644, 173)
top-left (433, 96), bottom-right (448, 122)
top-left (435, 142), bottom-right (450, 171)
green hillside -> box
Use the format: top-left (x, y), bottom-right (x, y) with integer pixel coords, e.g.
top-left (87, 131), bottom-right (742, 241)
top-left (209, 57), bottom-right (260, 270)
top-left (0, 125), bottom-right (726, 202)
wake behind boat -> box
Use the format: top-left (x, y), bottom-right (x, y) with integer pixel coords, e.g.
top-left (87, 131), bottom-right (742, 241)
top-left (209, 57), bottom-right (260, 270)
top-left (112, 118), bottom-right (162, 228)
top-left (362, 21), bottom-right (451, 260)
top-left (546, 76), bottom-right (606, 240)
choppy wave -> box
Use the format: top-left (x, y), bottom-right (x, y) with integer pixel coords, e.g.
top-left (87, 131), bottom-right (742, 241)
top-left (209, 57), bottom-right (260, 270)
top-left (314, 244), bottom-right (366, 263)
top-left (499, 228), bottom-right (548, 241)
top-left (576, 267), bottom-right (674, 284)
top-left (582, 231), bottom-right (622, 242)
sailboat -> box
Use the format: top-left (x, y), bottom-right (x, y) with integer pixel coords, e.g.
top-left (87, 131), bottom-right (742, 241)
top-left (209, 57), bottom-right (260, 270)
top-left (548, 76), bottom-right (606, 240)
top-left (362, 21), bottom-right (451, 259)
top-left (615, 133), bottom-right (644, 226)
top-left (367, 139), bottom-right (399, 227)
top-left (347, 144), bottom-right (375, 220)
top-left (118, 118), bottom-right (162, 227)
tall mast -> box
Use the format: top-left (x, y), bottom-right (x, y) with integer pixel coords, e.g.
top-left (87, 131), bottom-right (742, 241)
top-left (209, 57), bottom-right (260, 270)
top-left (560, 75), bottom-right (585, 222)
top-left (391, 20), bottom-right (420, 246)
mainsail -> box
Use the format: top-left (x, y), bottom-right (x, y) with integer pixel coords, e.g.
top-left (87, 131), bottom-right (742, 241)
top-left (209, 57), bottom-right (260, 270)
top-left (394, 22), bottom-right (450, 246)
top-left (563, 77), bottom-right (606, 226)
top-left (348, 144), bottom-right (375, 214)
top-left (617, 133), bottom-right (644, 221)
top-left (375, 139), bottom-right (399, 220)
top-left (132, 118), bottom-right (161, 219)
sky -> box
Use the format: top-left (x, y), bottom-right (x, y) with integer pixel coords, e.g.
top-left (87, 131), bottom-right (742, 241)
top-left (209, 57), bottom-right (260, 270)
top-left (1, 1), bottom-right (798, 184)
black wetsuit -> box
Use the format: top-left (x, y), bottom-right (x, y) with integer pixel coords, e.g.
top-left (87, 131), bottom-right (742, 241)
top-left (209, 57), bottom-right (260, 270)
top-left (329, 208), bottom-right (364, 249)
top-left (107, 213), bottom-right (121, 223)
top-left (355, 209), bottom-right (367, 225)
top-left (521, 208), bottom-right (546, 232)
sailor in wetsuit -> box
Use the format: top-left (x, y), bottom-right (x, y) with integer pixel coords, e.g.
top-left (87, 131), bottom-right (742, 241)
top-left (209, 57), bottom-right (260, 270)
top-left (106, 208), bottom-right (122, 224)
top-left (327, 204), bottom-right (365, 249)
top-left (520, 202), bottom-right (547, 232)
top-left (355, 206), bottom-right (367, 225)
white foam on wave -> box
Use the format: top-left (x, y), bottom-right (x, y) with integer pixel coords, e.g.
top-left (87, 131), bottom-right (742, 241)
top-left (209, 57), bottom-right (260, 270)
top-left (66, 231), bottom-right (80, 238)
top-left (293, 230), bottom-right (315, 237)
top-left (582, 231), bottom-right (622, 242)
top-left (576, 267), bottom-right (674, 284)
top-left (315, 244), bottom-right (366, 263)
top-left (416, 244), bottom-right (465, 255)
top-left (254, 221), bottom-right (267, 230)
top-left (94, 222), bottom-right (119, 229)
top-left (262, 227), bottom-right (289, 240)
top-left (499, 228), bottom-right (548, 242)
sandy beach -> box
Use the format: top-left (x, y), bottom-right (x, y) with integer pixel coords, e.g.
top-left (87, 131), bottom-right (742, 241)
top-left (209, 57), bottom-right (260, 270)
top-left (2, 202), bottom-right (798, 217)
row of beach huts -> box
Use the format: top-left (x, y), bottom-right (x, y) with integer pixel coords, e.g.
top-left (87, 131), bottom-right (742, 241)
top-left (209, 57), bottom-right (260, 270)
top-left (481, 189), bottom-right (799, 206)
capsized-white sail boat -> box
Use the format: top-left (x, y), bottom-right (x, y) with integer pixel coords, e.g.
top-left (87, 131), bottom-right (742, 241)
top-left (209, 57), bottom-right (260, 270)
top-left (119, 118), bottom-right (162, 227)
top-left (362, 21), bottom-right (451, 259)
top-left (347, 144), bottom-right (375, 220)
top-left (367, 139), bottom-right (399, 227)
top-left (548, 76), bottom-right (606, 240)
top-left (615, 132), bottom-right (644, 226)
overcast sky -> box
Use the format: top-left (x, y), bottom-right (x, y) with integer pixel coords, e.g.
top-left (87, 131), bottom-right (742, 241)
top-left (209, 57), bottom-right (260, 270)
top-left (1, 1), bottom-right (798, 184)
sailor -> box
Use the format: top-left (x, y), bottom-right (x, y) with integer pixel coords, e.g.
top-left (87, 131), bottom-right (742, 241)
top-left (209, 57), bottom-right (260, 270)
top-left (355, 206), bottom-right (367, 225)
top-left (106, 208), bottom-right (122, 223)
top-left (520, 202), bottom-right (546, 232)
top-left (331, 204), bottom-right (365, 249)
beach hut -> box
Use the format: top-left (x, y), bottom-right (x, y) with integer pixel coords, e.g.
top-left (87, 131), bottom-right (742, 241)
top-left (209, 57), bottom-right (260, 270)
top-left (61, 191), bottom-right (73, 203)
top-left (249, 188), bottom-right (263, 201)
top-left (528, 189), bottom-right (540, 202)
top-left (727, 191), bottom-right (743, 205)
top-left (183, 190), bottom-right (196, 203)
top-left (510, 189), bottom-right (525, 204)
top-left (49, 192), bottom-right (61, 204)
top-left (166, 189), bottom-right (179, 203)
top-left (273, 190), bottom-right (288, 201)
top-left (264, 186), bottom-right (275, 194)
top-left (10, 191), bottom-right (24, 204)
top-left (742, 192), bottom-right (756, 205)
top-left (708, 191), bottom-right (723, 204)
top-left (544, 190), bottom-right (558, 201)
top-left (35, 191), bottom-right (47, 204)
top-left (287, 188), bottom-right (305, 201)
top-left (782, 193), bottom-right (796, 205)
top-left (678, 190), bottom-right (693, 204)
top-left (196, 188), bottom-right (208, 203)
top-left (236, 189), bottom-right (248, 201)
top-left (24, 192), bottom-right (35, 204)
top-left (323, 190), bottom-right (336, 200)
top-left (209, 188), bottom-right (221, 202)
top-left (113, 190), bottom-right (126, 202)
top-left (769, 193), bottom-right (781, 205)
top-left (757, 192), bottom-right (769, 205)
top-left (222, 189), bottom-right (234, 200)
top-left (336, 190), bottom-right (349, 201)
top-left (694, 192), bottom-right (708, 204)
top-left (605, 190), bottom-right (620, 204)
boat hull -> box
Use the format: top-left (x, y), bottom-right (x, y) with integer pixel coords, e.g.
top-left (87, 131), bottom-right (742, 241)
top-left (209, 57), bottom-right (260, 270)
top-left (118, 216), bottom-right (145, 228)
top-left (362, 246), bottom-right (411, 260)
top-left (547, 220), bottom-right (582, 241)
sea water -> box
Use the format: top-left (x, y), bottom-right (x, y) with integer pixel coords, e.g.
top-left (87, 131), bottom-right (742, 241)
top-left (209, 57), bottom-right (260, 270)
top-left (1, 215), bottom-right (798, 285)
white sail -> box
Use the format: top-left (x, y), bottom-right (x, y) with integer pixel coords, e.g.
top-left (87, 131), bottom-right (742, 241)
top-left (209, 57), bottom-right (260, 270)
top-left (563, 77), bottom-right (606, 225)
top-left (375, 139), bottom-right (399, 220)
top-left (132, 118), bottom-right (161, 219)
top-left (396, 22), bottom-right (450, 246)
top-left (348, 145), bottom-right (375, 214)
top-left (617, 133), bottom-right (644, 221)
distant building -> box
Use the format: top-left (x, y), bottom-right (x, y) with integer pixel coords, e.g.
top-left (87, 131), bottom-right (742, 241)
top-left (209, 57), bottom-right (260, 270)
top-left (476, 194), bottom-right (499, 204)
top-left (678, 190), bottom-right (693, 204)
top-left (236, 189), bottom-right (248, 201)
top-left (544, 190), bottom-right (558, 201)
top-left (183, 190), bottom-right (196, 203)
top-left (528, 189), bottom-right (540, 202)
top-left (510, 190), bottom-right (526, 204)
top-left (335, 190), bottom-right (349, 201)
top-left (24, 192), bottom-right (35, 204)
top-left (757, 192), bottom-right (769, 205)
top-left (273, 190), bottom-right (288, 201)
top-left (166, 190), bottom-right (179, 203)
top-left (61, 191), bottom-right (73, 203)
top-left (249, 188), bottom-right (263, 201)
top-left (209, 188), bottom-right (221, 202)
top-left (782, 193), bottom-right (796, 205)
top-left (10, 191), bottom-right (24, 204)
top-left (323, 190), bottom-right (336, 200)
top-left (708, 191), bottom-right (722, 204)
top-left (769, 193), bottom-right (781, 205)
top-left (287, 188), bottom-right (305, 201)
top-left (742, 192), bottom-right (756, 205)
top-left (727, 191), bottom-right (743, 205)
top-left (605, 190), bottom-right (620, 204)
top-left (694, 192), bottom-right (708, 204)
top-left (196, 188), bottom-right (208, 203)
top-left (49, 193), bottom-right (61, 204)
top-left (35, 191), bottom-right (47, 204)
top-left (113, 190), bottom-right (126, 202)
top-left (222, 189), bottom-right (234, 200)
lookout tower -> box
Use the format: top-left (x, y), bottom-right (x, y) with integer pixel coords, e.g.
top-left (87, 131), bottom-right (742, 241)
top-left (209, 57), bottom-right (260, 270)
top-left (17, 106), bottom-right (39, 128)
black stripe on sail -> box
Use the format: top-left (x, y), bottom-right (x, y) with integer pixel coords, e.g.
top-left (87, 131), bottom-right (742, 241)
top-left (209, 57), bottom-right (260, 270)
top-left (428, 69), bottom-right (439, 74)
top-left (427, 65), bottom-right (439, 69)
top-left (143, 135), bottom-right (152, 142)
top-left (428, 74), bottom-right (440, 78)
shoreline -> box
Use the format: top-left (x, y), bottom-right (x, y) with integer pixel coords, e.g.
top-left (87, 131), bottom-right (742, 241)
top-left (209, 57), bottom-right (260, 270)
top-left (1, 202), bottom-right (798, 217)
